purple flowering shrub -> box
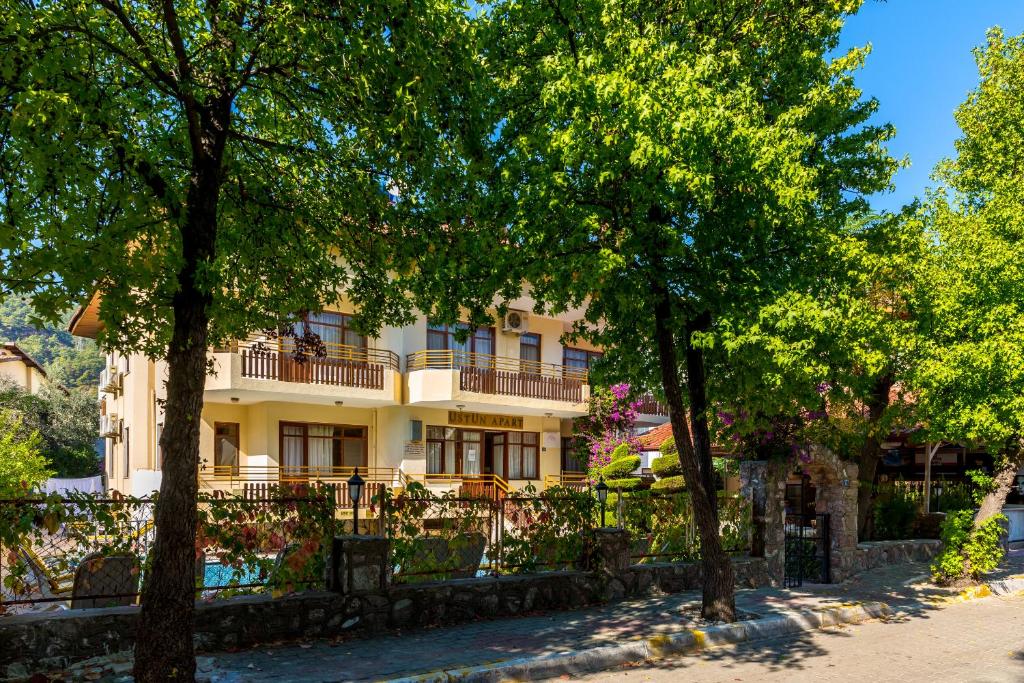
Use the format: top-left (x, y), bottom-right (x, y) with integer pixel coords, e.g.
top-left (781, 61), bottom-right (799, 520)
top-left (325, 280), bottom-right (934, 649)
top-left (571, 383), bottom-right (643, 484)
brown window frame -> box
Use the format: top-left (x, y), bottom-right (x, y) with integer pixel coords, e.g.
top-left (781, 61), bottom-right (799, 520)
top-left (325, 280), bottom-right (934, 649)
top-left (426, 425), bottom-right (458, 475)
top-left (506, 431), bottom-right (540, 480)
top-left (214, 422), bottom-right (240, 474)
top-left (278, 421), bottom-right (368, 475)
top-left (519, 332), bottom-right (541, 370)
top-left (563, 346), bottom-right (603, 370)
top-left (561, 436), bottom-right (585, 473)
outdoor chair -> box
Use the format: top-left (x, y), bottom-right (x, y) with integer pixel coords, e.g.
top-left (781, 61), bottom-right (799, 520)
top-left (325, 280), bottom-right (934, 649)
top-left (69, 552), bottom-right (140, 609)
top-left (13, 545), bottom-right (75, 603)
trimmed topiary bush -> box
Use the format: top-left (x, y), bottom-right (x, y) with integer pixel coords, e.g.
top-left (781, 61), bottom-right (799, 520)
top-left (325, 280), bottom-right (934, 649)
top-left (651, 475), bottom-right (686, 492)
top-left (601, 455), bottom-right (641, 479)
top-left (651, 454), bottom-right (682, 477)
top-left (610, 442), bottom-right (633, 461)
top-left (604, 477), bottom-right (644, 492)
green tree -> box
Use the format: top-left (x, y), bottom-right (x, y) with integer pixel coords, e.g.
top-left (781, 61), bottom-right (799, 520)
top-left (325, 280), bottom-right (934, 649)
top-left (0, 409), bottom-right (52, 496)
top-left (0, 297), bottom-right (105, 389)
top-left (478, 0), bottom-right (895, 620)
top-left (709, 211), bottom-right (925, 540)
top-left (0, 1), bottom-right (480, 678)
top-left (912, 28), bottom-right (1024, 583)
top-left (0, 379), bottom-right (100, 477)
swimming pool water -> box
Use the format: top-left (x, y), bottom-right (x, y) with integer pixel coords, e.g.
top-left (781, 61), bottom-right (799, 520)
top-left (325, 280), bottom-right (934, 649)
top-left (203, 562), bottom-right (263, 588)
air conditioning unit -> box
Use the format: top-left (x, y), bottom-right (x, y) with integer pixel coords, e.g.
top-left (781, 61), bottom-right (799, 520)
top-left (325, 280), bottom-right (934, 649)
top-left (502, 310), bottom-right (529, 334)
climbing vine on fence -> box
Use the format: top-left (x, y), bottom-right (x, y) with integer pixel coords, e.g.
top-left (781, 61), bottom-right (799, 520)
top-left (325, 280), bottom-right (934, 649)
top-left (195, 484), bottom-right (337, 596)
top-left (500, 485), bottom-right (597, 572)
top-left (375, 482), bottom-right (494, 582)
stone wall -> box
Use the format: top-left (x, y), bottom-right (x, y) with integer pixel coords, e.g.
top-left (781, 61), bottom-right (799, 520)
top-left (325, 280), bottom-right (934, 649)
top-left (0, 547), bottom-right (769, 675)
top-left (831, 539), bottom-right (942, 583)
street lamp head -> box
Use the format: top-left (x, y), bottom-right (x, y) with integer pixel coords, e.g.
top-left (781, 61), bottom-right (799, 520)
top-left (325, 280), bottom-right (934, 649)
top-left (595, 476), bottom-right (609, 504)
top-left (347, 467), bottom-right (365, 505)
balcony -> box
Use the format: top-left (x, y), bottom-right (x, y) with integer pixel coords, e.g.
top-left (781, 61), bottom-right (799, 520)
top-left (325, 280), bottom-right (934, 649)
top-left (634, 392), bottom-right (669, 424)
top-left (405, 350), bottom-right (590, 416)
top-left (205, 338), bottom-right (402, 406)
top-left (198, 464), bottom-right (398, 499)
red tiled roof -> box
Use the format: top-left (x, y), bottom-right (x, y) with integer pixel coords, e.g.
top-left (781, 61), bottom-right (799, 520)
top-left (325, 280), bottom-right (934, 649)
top-left (639, 422), bottom-right (674, 450)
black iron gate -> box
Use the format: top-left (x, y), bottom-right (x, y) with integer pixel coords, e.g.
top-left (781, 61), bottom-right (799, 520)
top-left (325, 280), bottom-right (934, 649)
top-left (784, 513), bottom-right (831, 587)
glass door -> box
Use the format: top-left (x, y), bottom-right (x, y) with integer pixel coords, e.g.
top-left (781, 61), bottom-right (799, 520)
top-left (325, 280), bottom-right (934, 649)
top-left (460, 430), bottom-right (482, 476)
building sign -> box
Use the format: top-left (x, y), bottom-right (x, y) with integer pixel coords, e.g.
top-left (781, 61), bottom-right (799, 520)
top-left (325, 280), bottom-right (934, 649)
top-left (404, 441), bottom-right (425, 459)
top-left (448, 411), bottom-right (523, 430)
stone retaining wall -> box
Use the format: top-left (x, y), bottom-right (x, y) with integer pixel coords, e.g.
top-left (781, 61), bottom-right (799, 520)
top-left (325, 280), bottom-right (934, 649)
top-left (0, 554), bottom-right (768, 675)
top-left (831, 539), bottom-right (942, 583)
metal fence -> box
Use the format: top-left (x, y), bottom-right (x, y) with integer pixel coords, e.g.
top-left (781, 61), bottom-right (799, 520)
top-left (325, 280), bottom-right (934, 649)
top-left (2, 484), bottom-right (755, 613)
top-left (1, 491), bottom-right (335, 614)
top-left (612, 490), bottom-right (752, 563)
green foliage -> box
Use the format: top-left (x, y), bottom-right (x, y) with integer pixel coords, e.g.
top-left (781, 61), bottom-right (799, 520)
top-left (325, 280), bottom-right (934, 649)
top-left (610, 443), bottom-right (633, 462)
top-left (0, 409), bottom-right (51, 496)
top-left (604, 478), bottom-right (643, 492)
top-left (0, 0), bottom-right (482, 354)
top-left (931, 511), bottom-right (1007, 585)
top-left (965, 469), bottom-right (997, 504)
top-left (872, 487), bottom-right (919, 540)
top-left (650, 475), bottom-right (687, 492)
top-left (0, 298), bottom-right (104, 390)
top-left (651, 454), bottom-right (682, 478)
top-left (501, 487), bottom-right (597, 573)
top-left (376, 482), bottom-right (493, 582)
top-left (196, 486), bottom-right (336, 595)
top-left (0, 378), bottom-right (99, 477)
top-left (912, 30), bottom-right (1024, 460)
top-left (601, 455), bottom-right (641, 480)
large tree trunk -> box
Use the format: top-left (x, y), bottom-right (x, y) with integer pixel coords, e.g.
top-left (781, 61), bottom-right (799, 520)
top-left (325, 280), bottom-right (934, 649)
top-left (856, 374), bottom-right (894, 540)
top-left (974, 446), bottom-right (1023, 525)
top-left (685, 311), bottom-right (717, 522)
top-left (134, 160), bottom-right (221, 681)
top-left (652, 285), bottom-right (735, 621)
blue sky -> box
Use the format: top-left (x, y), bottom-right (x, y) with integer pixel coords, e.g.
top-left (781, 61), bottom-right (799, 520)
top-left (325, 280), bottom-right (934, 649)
top-left (839, 0), bottom-right (1024, 212)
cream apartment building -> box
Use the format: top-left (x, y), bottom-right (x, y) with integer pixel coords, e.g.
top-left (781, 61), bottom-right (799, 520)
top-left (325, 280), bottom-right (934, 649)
top-left (69, 295), bottom-right (667, 497)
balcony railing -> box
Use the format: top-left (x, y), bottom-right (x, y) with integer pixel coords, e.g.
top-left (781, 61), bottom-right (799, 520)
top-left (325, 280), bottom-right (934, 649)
top-left (198, 464), bottom-right (398, 491)
top-left (220, 338), bottom-right (399, 390)
top-left (634, 392), bottom-right (668, 416)
top-left (406, 349), bottom-right (588, 403)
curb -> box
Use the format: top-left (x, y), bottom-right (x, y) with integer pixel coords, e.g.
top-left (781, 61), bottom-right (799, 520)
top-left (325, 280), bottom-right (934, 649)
top-left (386, 601), bottom-right (893, 683)
top-left (986, 575), bottom-right (1024, 596)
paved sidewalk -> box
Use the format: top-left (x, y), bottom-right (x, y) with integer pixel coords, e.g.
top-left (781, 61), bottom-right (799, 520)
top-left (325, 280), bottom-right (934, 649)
top-left (569, 591), bottom-right (1024, 683)
top-left (197, 555), bottom-right (1024, 682)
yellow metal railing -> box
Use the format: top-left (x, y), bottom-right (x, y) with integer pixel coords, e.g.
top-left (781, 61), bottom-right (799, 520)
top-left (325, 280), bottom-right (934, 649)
top-left (198, 464), bottom-right (397, 490)
top-left (406, 472), bottom-right (513, 494)
top-left (543, 472), bottom-right (588, 490)
top-left (406, 349), bottom-right (589, 382)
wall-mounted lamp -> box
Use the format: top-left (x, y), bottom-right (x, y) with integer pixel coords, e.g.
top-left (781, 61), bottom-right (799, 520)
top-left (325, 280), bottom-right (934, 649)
top-left (230, 397), bottom-right (239, 403)
top-left (335, 400), bottom-right (344, 406)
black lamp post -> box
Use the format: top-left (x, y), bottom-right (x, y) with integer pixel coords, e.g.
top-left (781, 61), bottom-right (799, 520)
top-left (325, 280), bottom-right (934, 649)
top-left (596, 476), bottom-right (609, 528)
top-left (348, 467), bottom-right (365, 534)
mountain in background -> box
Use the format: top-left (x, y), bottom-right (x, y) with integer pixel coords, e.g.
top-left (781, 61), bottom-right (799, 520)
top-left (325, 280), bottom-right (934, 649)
top-left (0, 297), bottom-right (104, 390)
